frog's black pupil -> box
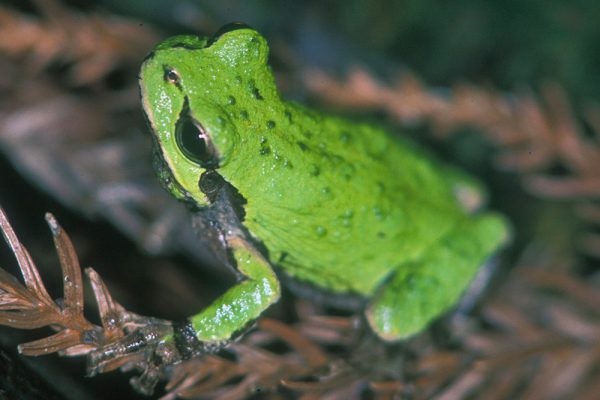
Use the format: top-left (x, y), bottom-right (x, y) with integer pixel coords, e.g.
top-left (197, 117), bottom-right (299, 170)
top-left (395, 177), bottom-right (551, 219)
top-left (166, 69), bottom-right (179, 83)
top-left (176, 117), bottom-right (209, 164)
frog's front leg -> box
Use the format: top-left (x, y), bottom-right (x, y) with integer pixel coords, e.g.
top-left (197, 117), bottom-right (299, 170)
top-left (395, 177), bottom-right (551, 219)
top-left (188, 236), bottom-right (280, 343)
top-left (88, 231), bottom-right (280, 394)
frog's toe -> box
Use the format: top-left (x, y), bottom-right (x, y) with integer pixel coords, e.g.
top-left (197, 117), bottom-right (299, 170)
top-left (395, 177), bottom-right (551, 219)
top-left (365, 268), bottom-right (442, 341)
top-left (86, 320), bottom-right (179, 394)
top-left (365, 298), bottom-right (407, 341)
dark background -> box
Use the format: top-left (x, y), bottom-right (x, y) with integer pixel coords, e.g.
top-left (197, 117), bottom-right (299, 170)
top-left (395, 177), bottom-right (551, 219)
top-left (0, 1), bottom-right (598, 399)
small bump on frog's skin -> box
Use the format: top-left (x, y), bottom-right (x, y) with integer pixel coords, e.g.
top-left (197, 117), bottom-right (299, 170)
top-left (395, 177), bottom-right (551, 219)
top-left (90, 23), bottom-right (510, 387)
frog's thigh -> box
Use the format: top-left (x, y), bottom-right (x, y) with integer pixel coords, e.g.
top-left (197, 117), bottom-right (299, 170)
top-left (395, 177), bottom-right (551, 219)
top-left (366, 215), bottom-right (507, 340)
top-left (189, 237), bottom-right (281, 342)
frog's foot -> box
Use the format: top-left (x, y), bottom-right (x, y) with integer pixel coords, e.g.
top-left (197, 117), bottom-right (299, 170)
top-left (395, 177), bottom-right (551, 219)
top-left (87, 318), bottom-right (203, 395)
top-left (85, 235), bottom-right (282, 395)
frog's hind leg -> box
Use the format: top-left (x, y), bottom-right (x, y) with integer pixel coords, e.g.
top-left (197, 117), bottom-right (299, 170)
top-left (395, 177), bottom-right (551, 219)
top-left (365, 213), bottom-right (509, 341)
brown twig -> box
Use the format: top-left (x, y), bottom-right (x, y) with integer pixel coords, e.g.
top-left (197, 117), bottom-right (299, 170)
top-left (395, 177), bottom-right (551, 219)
top-left (0, 0), bottom-right (157, 85)
top-left (0, 208), bottom-right (99, 355)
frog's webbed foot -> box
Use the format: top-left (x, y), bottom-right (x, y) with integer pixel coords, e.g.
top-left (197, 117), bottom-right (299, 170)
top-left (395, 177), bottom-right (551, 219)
top-left (87, 315), bottom-right (180, 395)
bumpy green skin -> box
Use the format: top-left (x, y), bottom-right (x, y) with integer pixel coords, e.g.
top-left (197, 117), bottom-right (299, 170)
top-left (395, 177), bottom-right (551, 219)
top-left (140, 26), bottom-right (509, 342)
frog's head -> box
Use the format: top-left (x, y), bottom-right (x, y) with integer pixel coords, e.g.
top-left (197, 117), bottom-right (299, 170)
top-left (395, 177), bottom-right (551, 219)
top-left (139, 23), bottom-right (276, 206)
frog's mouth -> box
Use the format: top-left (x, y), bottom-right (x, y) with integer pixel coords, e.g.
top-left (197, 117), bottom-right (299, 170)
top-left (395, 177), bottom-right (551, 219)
top-left (175, 98), bottom-right (219, 169)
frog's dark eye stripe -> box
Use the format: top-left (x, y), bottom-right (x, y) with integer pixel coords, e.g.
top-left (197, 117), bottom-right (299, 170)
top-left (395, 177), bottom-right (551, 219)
top-left (176, 99), bottom-right (218, 167)
top-left (164, 67), bottom-right (180, 85)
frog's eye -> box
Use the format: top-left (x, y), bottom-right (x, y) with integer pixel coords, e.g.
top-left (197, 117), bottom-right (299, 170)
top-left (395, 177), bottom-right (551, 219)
top-left (176, 109), bottom-right (218, 167)
top-left (164, 67), bottom-right (180, 85)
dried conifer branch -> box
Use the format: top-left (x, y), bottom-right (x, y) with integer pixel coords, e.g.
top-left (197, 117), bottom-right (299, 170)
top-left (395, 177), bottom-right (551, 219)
top-left (0, 207), bottom-right (169, 378)
top-left (0, 0), bottom-right (157, 85)
top-left (0, 206), bottom-right (171, 375)
top-left (1, 207), bottom-right (387, 399)
top-left (0, 210), bottom-right (54, 312)
top-left (46, 213), bottom-right (85, 322)
top-left (1, 207), bottom-right (598, 399)
top-left (163, 318), bottom-right (331, 399)
top-left (463, 264), bottom-right (599, 399)
top-left (0, 207), bottom-right (100, 355)
top-left (85, 267), bottom-right (127, 344)
top-left (388, 259), bottom-right (600, 400)
top-left (89, 254), bottom-right (600, 399)
top-left (257, 317), bottom-right (329, 368)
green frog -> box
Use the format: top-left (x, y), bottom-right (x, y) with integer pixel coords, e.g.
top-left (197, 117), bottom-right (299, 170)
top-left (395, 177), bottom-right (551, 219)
top-left (89, 23), bottom-right (509, 393)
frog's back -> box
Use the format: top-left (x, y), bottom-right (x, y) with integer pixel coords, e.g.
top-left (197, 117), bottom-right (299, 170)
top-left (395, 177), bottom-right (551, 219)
top-left (221, 101), bottom-right (476, 295)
